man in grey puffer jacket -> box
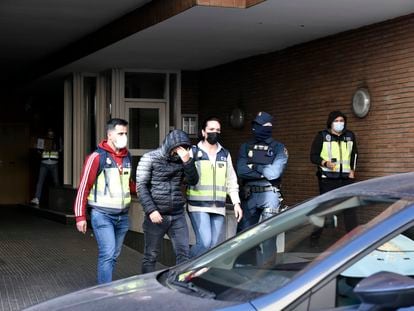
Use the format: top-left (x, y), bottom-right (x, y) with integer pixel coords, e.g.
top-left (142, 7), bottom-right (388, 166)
top-left (137, 129), bottom-right (199, 273)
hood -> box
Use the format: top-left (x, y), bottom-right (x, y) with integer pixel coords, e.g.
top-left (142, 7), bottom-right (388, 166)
top-left (98, 140), bottom-right (129, 158)
top-left (24, 270), bottom-right (238, 311)
top-left (160, 130), bottom-right (191, 157)
top-left (326, 110), bottom-right (347, 130)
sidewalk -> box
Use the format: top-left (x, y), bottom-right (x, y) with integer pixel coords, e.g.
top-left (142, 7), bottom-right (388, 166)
top-left (0, 205), bottom-right (161, 311)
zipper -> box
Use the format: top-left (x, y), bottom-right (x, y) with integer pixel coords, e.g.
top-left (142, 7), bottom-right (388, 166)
top-left (339, 139), bottom-right (343, 174)
top-left (212, 162), bottom-right (216, 204)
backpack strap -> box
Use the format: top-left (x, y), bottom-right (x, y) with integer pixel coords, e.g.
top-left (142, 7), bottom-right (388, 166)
top-left (93, 148), bottom-right (109, 202)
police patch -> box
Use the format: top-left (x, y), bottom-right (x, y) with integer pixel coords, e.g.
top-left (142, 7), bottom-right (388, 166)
top-left (326, 134), bottom-right (331, 142)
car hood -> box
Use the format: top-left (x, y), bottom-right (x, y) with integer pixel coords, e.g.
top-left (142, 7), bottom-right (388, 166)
top-left (25, 271), bottom-right (239, 311)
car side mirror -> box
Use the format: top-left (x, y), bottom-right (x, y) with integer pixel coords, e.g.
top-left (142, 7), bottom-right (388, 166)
top-left (354, 271), bottom-right (414, 310)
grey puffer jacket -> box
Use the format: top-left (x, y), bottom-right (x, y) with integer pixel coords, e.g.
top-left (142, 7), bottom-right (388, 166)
top-left (136, 130), bottom-right (199, 216)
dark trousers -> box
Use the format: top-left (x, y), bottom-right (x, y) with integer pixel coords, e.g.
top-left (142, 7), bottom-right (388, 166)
top-left (312, 178), bottom-right (358, 240)
top-left (142, 213), bottom-right (189, 274)
top-left (34, 163), bottom-right (59, 199)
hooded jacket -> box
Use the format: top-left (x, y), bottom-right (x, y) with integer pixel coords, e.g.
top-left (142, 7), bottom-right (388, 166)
top-left (136, 130), bottom-right (199, 216)
top-left (74, 140), bottom-right (135, 223)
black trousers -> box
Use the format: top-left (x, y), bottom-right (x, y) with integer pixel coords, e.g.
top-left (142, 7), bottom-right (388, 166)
top-left (312, 178), bottom-right (358, 239)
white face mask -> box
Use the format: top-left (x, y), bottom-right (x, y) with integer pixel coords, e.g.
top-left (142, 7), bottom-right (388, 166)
top-left (114, 135), bottom-right (127, 149)
top-left (332, 121), bottom-right (345, 133)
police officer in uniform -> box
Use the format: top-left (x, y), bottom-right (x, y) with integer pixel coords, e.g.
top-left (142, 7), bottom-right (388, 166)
top-left (236, 111), bottom-right (288, 266)
top-left (30, 128), bottom-right (61, 206)
top-left (310, 110), bottom-right (358, 243)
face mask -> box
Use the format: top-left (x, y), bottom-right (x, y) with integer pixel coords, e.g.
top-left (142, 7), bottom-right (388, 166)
top-left (114, 135), bottom-right (127, 149)
top-left (332, 122), bottom-right (345, 133)
top-left (206, 132), bottom-right (220, 145)
top-left (252, 123), bottom-right (272, 141)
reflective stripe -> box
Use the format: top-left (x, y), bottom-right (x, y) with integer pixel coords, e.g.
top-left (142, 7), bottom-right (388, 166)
top-left (188, 194), bottom-right (226, 201)
top-left (42, 151), bottom-right (59, 159)
top-left (88, 163), bottom-right (131, 209)
top-left (191, 185), bottom-right (227, 192)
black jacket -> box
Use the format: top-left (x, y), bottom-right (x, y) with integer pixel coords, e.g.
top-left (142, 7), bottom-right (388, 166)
top-left (136, 130), bottom-right (199, 216)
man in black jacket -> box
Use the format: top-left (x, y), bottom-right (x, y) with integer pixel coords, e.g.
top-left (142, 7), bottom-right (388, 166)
top-left (136, 129), bottom-right (199, 273)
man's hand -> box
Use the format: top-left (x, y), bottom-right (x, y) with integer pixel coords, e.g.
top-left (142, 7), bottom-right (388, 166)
top-left (76, 220), bottom-right (87, 234)
top-left (149, 211), bottom-right (163, 224)
top-left (176, 146), bottom-right (190, 163)
top-left (233, 203), bottom-right (243, 222)
top-left (349, 170), bottom-right (355, 179)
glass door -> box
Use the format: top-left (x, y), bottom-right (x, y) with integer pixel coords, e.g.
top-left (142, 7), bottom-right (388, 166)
top-left (125, 102), bottom-right (166, 181)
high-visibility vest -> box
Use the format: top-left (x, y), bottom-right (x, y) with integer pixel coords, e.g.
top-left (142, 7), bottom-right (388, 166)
top-left (187, 147), bottom-right (228, 208)
top-left (87, 153), bottom-right (131, 210)
top-left (41, 151), bottom-right (59, 160)
top-left (320, 130), bottom-right (354, 178)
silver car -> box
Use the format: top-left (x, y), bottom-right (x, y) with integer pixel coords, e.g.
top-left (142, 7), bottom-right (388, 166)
top-left (26, 172), bottom-right (414, 310)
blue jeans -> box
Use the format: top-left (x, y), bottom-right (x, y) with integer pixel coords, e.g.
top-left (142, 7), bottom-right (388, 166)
top-left (34, 163), bottom-right (59, 199)
top-left (142, 213), bottom-right (189, 274)
top-left (237, 189), bottom-right (281, 266)
top-left (91, 209), bottom-right (129, 284)
top-left (189, 212), bottom-right (225, 258)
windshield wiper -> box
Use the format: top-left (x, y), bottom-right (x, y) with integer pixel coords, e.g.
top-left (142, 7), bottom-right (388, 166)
top-left (167, 270), bottom-right (216, 299)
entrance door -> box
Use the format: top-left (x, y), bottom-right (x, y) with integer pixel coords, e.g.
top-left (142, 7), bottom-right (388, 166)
top-left (0, 124), bottom-right (30, 204)
top-left (125, 102), bottom-right (166, 181)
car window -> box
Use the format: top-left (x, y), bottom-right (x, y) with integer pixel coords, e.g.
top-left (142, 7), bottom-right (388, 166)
top-left (163, 195), bottom-right (406, 303)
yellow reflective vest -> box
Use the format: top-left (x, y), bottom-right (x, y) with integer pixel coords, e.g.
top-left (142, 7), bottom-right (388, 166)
top-left (41, 150), bottom-right (59, 160)
top-left (320, 130), bottom-right (355, 178)
top-left (88, 152), bottom-right (131, 211)
top-left (187, 147), bottom-right (228, 208)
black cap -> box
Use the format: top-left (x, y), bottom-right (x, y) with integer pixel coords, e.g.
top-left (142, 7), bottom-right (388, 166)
top-left (326, 110), bottom-right (347, 129)
top-left (253, 111), bottom-right (273, 125)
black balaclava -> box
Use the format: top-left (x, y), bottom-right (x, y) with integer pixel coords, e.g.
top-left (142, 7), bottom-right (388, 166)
top-left (252, 111), bottom-right (273, 141)
top-left (252, 123), bottom-right (272, 141)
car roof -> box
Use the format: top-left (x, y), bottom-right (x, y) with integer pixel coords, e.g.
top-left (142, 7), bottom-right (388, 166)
top-left (311, 172), bottom-right (414, 203)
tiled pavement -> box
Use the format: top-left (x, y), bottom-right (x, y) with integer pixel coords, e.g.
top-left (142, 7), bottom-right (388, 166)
top-left (0, 205), bottom-right (160, 311)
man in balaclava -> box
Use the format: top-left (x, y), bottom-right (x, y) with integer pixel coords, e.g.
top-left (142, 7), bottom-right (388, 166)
top-left (236, 111), bottom-right (288, 266)
top-left (309, 110), bottom-right (358, 245)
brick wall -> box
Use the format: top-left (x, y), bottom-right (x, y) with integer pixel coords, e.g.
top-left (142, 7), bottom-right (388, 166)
top-left (182, 13), bottom-right (414, 206)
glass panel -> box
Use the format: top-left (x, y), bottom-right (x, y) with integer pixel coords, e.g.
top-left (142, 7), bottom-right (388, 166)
top-left (169, 73), bottom-right (177, 127)
top-left (130, 155), bottom-right (141, 184)
top-left (124, 72), bottom-right (165, 99)
top-left (84, 76), bottom-right (97, 153)
top-left (128, 108), bottom-right (160, 149)
top-left (163, 195), bottom-right (401, 303)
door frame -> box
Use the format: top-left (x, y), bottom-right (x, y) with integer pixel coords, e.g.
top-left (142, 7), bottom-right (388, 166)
top-left (124, 100), bottom-right (167, 157)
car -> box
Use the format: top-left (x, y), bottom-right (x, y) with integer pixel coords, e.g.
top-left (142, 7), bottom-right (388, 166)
top-left (26, 172), bottom-right (414, 311)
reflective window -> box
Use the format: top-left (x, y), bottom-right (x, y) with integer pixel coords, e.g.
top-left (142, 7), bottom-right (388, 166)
top-left (128, 107), bottom-right (160, 150)
top-left (162, 196), bottom-right (406, 304)
top-left (124, 72), bottom-right (165, 99)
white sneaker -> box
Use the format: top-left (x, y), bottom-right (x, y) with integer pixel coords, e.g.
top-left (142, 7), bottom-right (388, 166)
top-left (30, 198), bottom-right (39, 205)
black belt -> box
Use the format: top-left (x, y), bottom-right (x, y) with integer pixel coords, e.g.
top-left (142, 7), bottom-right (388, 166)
top-left (249, 185), bottom-right (278, 193)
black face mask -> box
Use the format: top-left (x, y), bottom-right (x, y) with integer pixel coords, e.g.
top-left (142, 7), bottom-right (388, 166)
top-left (252, 123), bottom-right (272, 141)
top-left (206, 132), bottom-right (220, 145)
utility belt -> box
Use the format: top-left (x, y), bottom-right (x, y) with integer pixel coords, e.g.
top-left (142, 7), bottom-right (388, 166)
top-left (241, 184), bottom-right (280, 200)
top-left (249, 185), bottom-right (279, 193)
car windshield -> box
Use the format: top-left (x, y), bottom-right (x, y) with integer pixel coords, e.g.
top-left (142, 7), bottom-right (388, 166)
top-left (160, 195), bottom-right (410, 302)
